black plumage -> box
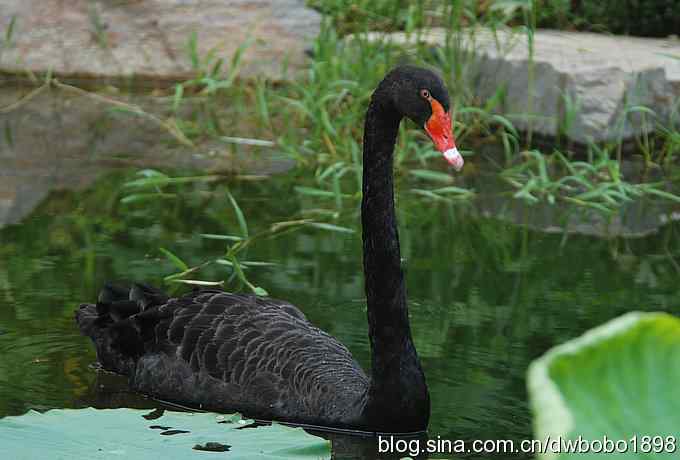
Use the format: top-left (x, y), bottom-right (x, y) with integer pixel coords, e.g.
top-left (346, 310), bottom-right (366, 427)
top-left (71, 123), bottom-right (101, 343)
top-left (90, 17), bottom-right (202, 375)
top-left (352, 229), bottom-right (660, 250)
top-left (76, 65), bottom-right (456, 433)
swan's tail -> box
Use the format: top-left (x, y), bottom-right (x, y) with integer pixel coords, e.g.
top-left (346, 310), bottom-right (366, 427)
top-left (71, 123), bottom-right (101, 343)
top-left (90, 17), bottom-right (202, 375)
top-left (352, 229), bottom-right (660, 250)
top-left (75, 283), bottom-right (169, 375)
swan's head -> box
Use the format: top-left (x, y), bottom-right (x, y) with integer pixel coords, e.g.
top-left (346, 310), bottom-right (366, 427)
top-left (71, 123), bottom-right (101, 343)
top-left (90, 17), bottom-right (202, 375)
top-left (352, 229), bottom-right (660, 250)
top-left (383, 65), bottom-right (463, 171)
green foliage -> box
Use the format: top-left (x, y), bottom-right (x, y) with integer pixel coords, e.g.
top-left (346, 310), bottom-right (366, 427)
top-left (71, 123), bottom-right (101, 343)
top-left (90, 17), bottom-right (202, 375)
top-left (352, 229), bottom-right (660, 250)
top-left (501, 149), bottom-right (680, 214)
top-left (87, 5), bottom-right (109, 49)
top-left (528, 312), bottom-right (680, 459)
top-left (168, 34), bottom-right (254, 141)
top-left (534, 0), bottom-right (680, 37)
top-left (0, 15), bottom-right (18, 63)
top-left (311, 0), bottom-right (680, 38)
top-left (3, 15), bottom-right (17, 45)
top-left (259, 4), bottom-right (678, 217)
top-left (0, 408), bottom-right (330, 459)
top-left (91, 1), bottom-right (678, 219)
top-left (120, 170), bottom-right (361, 294)
top-left (307, 0), bottom-right (435, 35)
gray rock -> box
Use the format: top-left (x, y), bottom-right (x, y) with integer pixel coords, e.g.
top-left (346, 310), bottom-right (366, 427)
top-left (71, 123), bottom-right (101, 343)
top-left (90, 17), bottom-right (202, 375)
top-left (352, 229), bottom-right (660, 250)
top-left (362, 28), bottom-right (680, 145)
top-left (0, 0), bottom-right (320, 83)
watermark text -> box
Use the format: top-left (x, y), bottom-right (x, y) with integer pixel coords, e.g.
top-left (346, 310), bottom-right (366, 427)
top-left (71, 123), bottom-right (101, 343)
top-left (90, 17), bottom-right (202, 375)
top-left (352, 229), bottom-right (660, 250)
top-left (378, 434), bottom-right (677, 456)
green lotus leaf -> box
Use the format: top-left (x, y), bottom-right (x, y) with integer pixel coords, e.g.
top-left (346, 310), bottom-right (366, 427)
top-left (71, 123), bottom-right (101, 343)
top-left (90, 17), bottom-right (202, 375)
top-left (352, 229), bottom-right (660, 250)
top-left (0, 407), bottom-right (330, 459)
top-left (528, 312), bottom-right (680, 459)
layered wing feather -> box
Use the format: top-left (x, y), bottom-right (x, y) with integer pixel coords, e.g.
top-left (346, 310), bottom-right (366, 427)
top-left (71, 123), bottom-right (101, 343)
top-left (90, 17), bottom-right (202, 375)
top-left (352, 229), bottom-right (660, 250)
top-left (78, 287), bottom-right (368, 426)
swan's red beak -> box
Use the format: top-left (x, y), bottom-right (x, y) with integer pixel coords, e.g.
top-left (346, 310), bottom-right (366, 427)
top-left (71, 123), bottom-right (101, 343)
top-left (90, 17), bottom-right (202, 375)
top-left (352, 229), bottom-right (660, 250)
top-left (424, 99), bottom-right (463, 171)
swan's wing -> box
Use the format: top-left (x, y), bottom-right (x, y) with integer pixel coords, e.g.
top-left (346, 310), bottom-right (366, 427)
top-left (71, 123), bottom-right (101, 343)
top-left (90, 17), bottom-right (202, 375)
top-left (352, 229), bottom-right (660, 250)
top-left (141, 291), bottom-right (313, 376)
top-left (120, 289), bottom-right (368, 420)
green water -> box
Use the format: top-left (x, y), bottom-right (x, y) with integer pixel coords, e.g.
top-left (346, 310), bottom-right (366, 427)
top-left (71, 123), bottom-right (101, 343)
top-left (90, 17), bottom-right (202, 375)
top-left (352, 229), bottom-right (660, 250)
top-left (1, 169), bottom-right (679, 458)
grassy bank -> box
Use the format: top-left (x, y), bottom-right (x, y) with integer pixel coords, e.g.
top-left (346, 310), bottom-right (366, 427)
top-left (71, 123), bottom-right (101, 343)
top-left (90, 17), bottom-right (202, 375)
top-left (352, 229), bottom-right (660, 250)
top-left (170, 2), bottom-right (680, 212)
top-left (3, 1), bottom-right (680, 289)
top-left (108, 1), bottom-right (677, 289)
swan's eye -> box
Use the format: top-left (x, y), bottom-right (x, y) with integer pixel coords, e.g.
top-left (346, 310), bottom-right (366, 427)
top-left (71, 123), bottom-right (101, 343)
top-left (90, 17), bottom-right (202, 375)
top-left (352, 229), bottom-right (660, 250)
top-left (420, 89), bottom-right (430, 99)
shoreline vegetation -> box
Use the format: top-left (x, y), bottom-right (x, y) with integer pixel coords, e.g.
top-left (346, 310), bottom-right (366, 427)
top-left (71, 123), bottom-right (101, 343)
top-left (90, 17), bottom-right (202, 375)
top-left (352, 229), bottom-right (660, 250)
top-left (2, 1), bottom-right (679, 283)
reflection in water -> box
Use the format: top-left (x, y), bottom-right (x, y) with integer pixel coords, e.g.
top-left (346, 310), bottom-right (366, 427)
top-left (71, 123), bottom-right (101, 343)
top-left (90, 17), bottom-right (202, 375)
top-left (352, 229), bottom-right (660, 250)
top-left (0, 85), bottom-right (292, 227)
top-left (1, 170), bottom-right (680, 458)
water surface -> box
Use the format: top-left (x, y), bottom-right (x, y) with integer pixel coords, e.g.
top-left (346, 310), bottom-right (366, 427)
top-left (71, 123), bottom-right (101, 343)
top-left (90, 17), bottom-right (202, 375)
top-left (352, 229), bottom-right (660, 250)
top-left (1, 167), bottom-right (679, 459)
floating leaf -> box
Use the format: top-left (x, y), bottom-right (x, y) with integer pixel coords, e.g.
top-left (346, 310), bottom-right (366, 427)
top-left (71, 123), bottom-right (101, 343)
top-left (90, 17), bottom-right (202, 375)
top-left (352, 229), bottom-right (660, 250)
top-left (528, 312), bottom-right (680, 459)
top-left (0, 408), bottom-right (330, 459)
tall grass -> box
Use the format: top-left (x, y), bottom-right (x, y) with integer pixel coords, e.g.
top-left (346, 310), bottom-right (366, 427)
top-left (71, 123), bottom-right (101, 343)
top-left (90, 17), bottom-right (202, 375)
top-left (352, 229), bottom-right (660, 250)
top-left (145, 1), bottom-right (680, 222)
top-left (0, 14), bottom-right (17, 62)
top-left (502, 147), bottom-right (680, 214)
top-left (120, 169), bottom-right (355, 292)
top-left (95, 1), bottom-right (680, 292)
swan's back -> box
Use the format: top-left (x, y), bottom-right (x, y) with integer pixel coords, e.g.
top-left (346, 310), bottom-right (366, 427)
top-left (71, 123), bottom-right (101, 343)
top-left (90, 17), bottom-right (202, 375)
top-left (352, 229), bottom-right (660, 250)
top-left (76, 286), bottom-right (369, 426)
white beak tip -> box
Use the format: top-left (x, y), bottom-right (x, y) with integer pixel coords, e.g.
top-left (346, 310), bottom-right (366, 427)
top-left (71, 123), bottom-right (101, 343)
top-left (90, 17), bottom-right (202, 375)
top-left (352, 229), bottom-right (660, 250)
top-left (443, 148), bottom-right (464, 172)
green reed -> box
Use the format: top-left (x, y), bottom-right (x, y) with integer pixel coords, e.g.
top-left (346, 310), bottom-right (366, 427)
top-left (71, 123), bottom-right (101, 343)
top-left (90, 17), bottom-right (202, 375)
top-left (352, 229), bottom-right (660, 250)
top-left (120, 170), bottom-right (355, 293)
top-left (112, 1), bottom-right (680, 222)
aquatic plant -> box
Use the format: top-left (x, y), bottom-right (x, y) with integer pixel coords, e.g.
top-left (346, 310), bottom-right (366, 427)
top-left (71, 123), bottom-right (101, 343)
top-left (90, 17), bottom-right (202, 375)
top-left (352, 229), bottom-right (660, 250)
top-left (528, 312), bottom-right (680, 459)
top-left (121, 169), bottom-right (354, 294)
top-left (0, 409), bottom-right (330, 459)
top-left (501, 148), bottom-right (680, 214)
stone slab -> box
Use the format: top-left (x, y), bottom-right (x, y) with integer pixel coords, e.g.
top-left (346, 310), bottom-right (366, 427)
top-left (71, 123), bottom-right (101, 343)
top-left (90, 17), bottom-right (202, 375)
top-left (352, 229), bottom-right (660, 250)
top-left (365, 28), bottom-right (680, 145)
top-left (0, 0), bottom-right (320, 83)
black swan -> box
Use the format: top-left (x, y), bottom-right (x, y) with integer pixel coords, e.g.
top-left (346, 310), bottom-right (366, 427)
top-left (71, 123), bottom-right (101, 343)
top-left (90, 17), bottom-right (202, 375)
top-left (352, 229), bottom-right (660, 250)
top-left (76, 65), bottom-right (463, 433)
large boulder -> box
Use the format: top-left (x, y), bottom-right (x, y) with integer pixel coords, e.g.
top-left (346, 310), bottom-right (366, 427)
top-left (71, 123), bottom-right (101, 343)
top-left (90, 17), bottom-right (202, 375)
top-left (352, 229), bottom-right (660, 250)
top-left (0, 0), bottom-right (320, 83)
top-left (364, 28), bottom-right (680, 146)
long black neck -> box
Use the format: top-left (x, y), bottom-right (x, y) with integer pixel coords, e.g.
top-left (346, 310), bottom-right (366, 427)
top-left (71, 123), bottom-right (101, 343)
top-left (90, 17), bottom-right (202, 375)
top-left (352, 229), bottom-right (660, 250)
top-left (360, 94), bottom-right (430, 431)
